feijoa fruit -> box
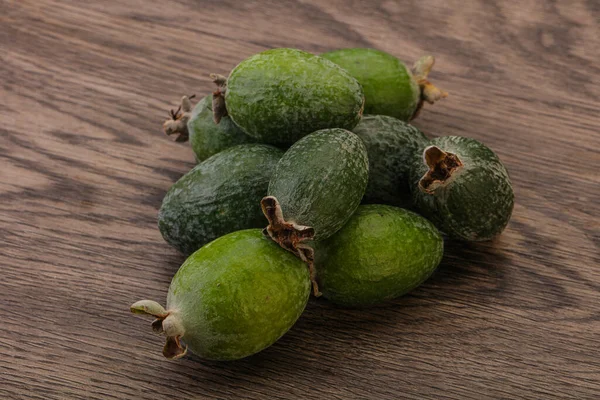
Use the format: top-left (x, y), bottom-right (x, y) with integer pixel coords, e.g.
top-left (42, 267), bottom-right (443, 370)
top-left (352, 115), bottom-right (429, 207)
top-left (159, 144), bottom-right (283, 255)
top-left (213, 48), bottom-right (365, 146)
top-left (315, 205), bottom-right (443, 307)
top-left (262, 128), bottom-right (369, 294)
top-left (322, 48), bottom-right (447, 121)
top-left (131, 229), bottom-right (310, 360)
top-left (410, 136), bottom-right (514, 241)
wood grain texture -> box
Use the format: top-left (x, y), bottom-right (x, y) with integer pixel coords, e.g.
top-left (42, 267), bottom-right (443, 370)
top-left (1, 0), bottom-right (599, 399)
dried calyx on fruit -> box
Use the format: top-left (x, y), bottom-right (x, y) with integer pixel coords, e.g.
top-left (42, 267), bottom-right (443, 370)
top-left (131, 300), bottom-right (187, 359)
top-left (418, 145), bottom-right (464, 193)
top-left (210, 73), bottom-right (228, 124)
top-left (411, 55), bottom-right (448, 120)
top-left (410, 136), bottom-right (514, 241)
top-left (162, 95), bottom-right (195, 142)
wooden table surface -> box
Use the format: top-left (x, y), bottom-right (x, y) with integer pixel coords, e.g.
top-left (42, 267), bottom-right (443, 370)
top-left (2, 0), bottom-right (599, 399)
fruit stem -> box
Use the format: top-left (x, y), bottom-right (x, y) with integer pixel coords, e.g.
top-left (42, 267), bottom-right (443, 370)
top-left (210, 73), bottom-right (228, 124)
top-left (261, 196), bottom-right (322, 296)
top-left (419, 145), bottom-right (463, 194)
top-left (130, 300), bottom-right (187, 359)
top-left (411, 56), bottom-right (448, 120)
top-left (162, 95), bottom-right (195, 142)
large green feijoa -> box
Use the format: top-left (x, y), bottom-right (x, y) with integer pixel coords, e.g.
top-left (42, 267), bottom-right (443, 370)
top-left (162, 95), bottom-right (254, 162)
top-left (321, 48), bottom-right (447, 121)
top-left (315, 205), bottom-right (443, 307)
top-left (131, 229), bottom-right (310, 361)
top-left (262, 128), bottom-right (368, 294)
top-left (158, 144), bottom-right (283, 255)
top-left (214, 48), bottom-right (365, 146)
top-left (352, 115), bottom-right (429, 207)
top-left (410, 136), bottom-right (514, 241)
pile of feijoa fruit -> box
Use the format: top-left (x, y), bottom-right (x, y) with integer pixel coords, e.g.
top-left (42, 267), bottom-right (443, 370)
top-left (131, 48), bottom-right (514, 361)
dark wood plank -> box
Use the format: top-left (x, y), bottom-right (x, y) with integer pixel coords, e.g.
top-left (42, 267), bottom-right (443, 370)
top-left (1, 0), bottom-right (599, 399)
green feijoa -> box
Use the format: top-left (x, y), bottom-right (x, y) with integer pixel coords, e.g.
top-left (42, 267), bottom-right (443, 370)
top-left (410, 136), bottom-right (514, 241)
top-left (162, 95), bottom-right (254, 162)
top-left (264, 128), bottom-right (369, 243)
top-left (315, 205), bottom-right (443, 307)
top-left (217, 48), bottom-right (364, 146)
top-left (321, 48), bottom-right (447, 121)
top-left (188, 95), bottom-right (254, 162)
top-left (352, 115), bottom-right (429, 207)
top-left (262, 129), bottom-right (368, 295)
top-left (131, 229), bottom-right (310, 361)
top-left (158, 144), bottom-right (283, 255)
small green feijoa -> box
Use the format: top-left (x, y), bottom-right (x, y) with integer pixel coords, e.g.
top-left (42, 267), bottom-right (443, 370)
top-left (131, 229), bottom-right (311, 360)
top-left (158, 144), bottom-right (283, 255)
top-left (321, 48), bottom-right (447, 121)
top-left (352, 115), bottom-right (429, 207)
top-left (213, 48), bottom-right (365, 146)
top-left (162, 95), bottom-right (254, 162)
top-left (262, 128), bottom-right (369, 295)
top-left (410, 136), bottom-right (514, 241)
top-left (315, 205), bottom-right (443, 307)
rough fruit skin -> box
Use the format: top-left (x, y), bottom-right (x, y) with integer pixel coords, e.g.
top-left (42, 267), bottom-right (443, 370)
top-left (410, 136), bottom-right (514, 241)
top-left (322, 48), bottom-right (419, 121)
top-left (352, 115), bottom-right (429, 207)
top-left (315, 205), bottom-right (443, 307)
top-left (187, 95), bottom-right (253, 162)
top-left (158, 144), bottom-right (283, 255)
top-left (167, 229), bottom-right (310, 360)
top-left (225, 48), bottom-right (364, 146)
top-left (268, 128), bottom-right (369, 240)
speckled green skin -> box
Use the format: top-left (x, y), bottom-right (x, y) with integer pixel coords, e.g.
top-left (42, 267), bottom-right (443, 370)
top-left (352, 115), bottom-right (429, 207)
top-left (167, 229), bottom-right (310, 360)
top-left (322, 48), bottom-right (419, 121)
top-left (268, 128), bottom-right (369, 241)
top-left (188, 95), bottom-right (254, 162)
top-left (159, 144), bottom-right (283, 255)
top-left (315, 205), bottom-right (443, 307)
top-left (225, 48), bottom-right (364, 146)
top-left (410, 136), bottom-right (514, 241)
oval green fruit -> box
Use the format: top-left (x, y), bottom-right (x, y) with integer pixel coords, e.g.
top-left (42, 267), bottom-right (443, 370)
top-left (161, 95), bottom-right (253, 160)
top-left (352, 115), bottom-right (429, 207)
top-left (187, 95), bottom-right (254, 162)
top-left (131, 229), bottom-right (310, 360)
top-left (263, 128), bottom-right (369, 295)
top-left (315, 205), bottom-right (443, 307)
top-left (321, 48), bottom-right (446, 121)
top-left (410, 136), bottom-right (514, 241)
top-left (159, 144), bottom-right (283, 255)
top-left (221, 48), bottom-right (365, 146)
top-left (265, 128), bottom-right (369, 242)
